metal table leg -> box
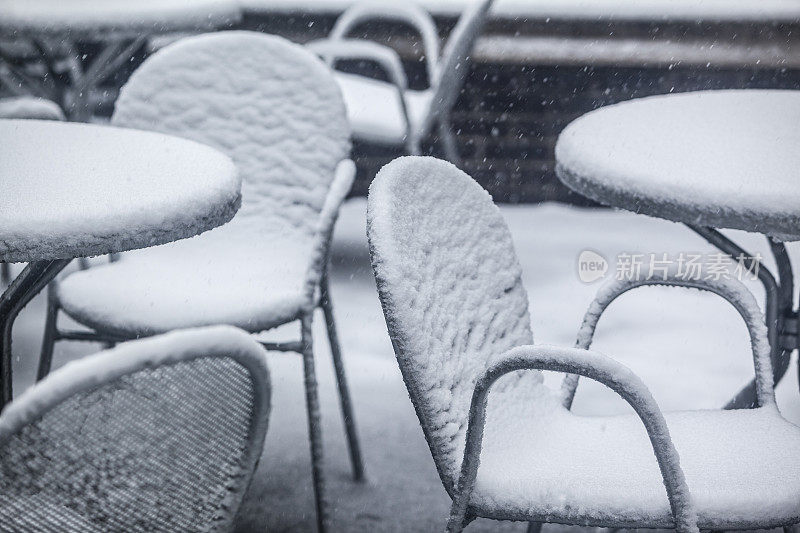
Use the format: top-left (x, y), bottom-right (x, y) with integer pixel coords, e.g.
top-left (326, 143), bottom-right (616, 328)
top-left (0, 259), bottom-right (70, 410)
top-left (687, 225), bottom-right (796, 408)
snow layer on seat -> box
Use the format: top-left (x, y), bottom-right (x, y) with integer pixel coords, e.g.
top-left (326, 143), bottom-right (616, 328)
top-left (367, 156), bottom-right (545, 487)
top-left (474, 402), bottom-right (800, 529)
top-left (0, 96), bottom-right (64, 120)
top-left (335, 72), bottom-right (432, 144)
top-left (555, 89), bottom-right (800, 240)
top-left (57, 221), bottom-right (309, 337)
top-left (112, 31), bottom-right (350, 240)
top-left (0, 120), bottom-right (239, 263)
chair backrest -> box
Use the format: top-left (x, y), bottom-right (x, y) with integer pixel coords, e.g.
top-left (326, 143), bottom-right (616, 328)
top-left (0, 326), bottom-right (270, 533)
top-left (366, 156), bottom-right (542, 489)
top-left (112, 31), bottom-right (351, 240)
top-left (329, 2), bottom-right (441, 86)
top-left (424, 0), bottom-right (494, 134)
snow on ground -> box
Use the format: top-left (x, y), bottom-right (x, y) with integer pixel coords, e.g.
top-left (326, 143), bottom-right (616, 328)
top-left (8, 199), bottom-right (800, 531)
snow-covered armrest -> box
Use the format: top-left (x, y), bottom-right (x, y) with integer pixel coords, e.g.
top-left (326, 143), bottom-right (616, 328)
top-left (303, 159), bottom-right (356, 307)
top-left (561, 272), bottom-right (774, 410)
top-left (447, 344), bottom-right (699, 533)
top-left (327, 1), bottom-right (440, 83)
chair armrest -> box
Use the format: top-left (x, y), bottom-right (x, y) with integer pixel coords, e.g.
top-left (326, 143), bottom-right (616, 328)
top-left (561, 272), bottom-right (774, 410)
top-left (328, 1), bottom-right (440, 83)
top-left (446, 344), bottom-right (699, 533)
top-left (303, 159), bottom-right (356, 307)
top-left (306, 39), bottom-right (418, 154)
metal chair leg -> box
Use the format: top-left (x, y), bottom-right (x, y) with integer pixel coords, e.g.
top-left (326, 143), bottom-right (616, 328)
top-left (1, 264), bottom-right (10, 286)
top-left (526, 522), bottom-right (543, 533)
top-left (438, 118), bottom-right (462, 167)
top-left (320, 273), bottom-right (365, 482)
top-left (300, 312), bottom-right (330, 532)
top-left (37, 282), bottom-right (60, 381)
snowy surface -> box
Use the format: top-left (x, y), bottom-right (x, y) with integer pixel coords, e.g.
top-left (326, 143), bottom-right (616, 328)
top-left (7, 199), bottom-right (800, 531)
top-left (556, 90), bottom-right (800, 241)
top-left (56, 32), bottom-right (352, 337)
top-left (0, 119), bottom-right (240, 262)
top-left (0, 97), bottom-right (64, 121)
top-left (334, 73), bottom-right (431, 144)
top-left (476, 404), bottom-right (800, 528)
top-left (0, 0), bottom-right (241, 36)
top-left (242, 0), bottom-right (800, 22)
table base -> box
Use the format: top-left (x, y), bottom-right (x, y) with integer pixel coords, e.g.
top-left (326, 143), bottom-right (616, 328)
top-left (688, 225), bottom-right (796, 409)
top-left (0, 259), bottom-right (70, 410)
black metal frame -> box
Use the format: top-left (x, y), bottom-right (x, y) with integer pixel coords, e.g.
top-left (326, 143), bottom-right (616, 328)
top-left (0, 259), bottom-right (70, 410)
top-left (37, 264), bottom-right (363, 533)
top-left (687, 225), bottom-right (797, 408)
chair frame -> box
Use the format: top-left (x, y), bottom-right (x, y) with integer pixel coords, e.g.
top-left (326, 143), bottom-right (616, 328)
top-left (311, 0), bottom-right (494, 164)
top-left (0, 326), bottom-right (271, 533)
top-left (39, 160), bottom-right (364, 533)
top-left (445, 272), bottom-right (777, 533)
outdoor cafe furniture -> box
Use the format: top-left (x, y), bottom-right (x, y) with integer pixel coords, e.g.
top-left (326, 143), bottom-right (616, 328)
top-left (0, 326), bottom-right (271, 533)
top-left (0, 118), bottom-right (239, 411)
top-left (367, 155), bottom-right (800, 533)
top-left (41, 31), bottom-right (363, 533)
top-left (0, 0), bottom-right (241, 121)
top-left (308, 0), bottom-right (494, 163)
top-left (555, 89), bottom-right (800, 408)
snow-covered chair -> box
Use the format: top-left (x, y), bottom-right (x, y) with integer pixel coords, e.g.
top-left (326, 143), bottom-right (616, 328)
top-left (366, 156), bottom-right (800, 533)
top-left (308, 0), bottom-right (493, 163)
top-left (0, 326), bottom-right (270, 533)
top-left (38, 31), bottom-right (362, 532)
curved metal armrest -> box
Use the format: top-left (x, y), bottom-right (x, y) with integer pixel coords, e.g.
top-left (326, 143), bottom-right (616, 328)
top-left (328, 1), bottom-right (440, 83)
top-left (561, 273), bottom-right (774, 410)
top-left (307, 39), bottom-right (417, 153)
top-left (447, 344), bottom-right (699, 533)
top-left (303, 159), bottom-right (356, 306)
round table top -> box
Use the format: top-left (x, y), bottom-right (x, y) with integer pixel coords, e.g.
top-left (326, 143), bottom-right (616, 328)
top-left (0, 0), bottom-right (241, 37)
top-left (555, 89), bottom-right (800, 240)
top-left (0, 119), bottom-right (241, 262)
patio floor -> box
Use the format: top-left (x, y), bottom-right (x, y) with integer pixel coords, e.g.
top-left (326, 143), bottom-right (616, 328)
top-left (9, 199), bottom-right (800, 532)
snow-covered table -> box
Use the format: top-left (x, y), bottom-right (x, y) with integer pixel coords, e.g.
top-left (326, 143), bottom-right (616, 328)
top-left (0, 0), bottom-right (241, 120)
top-left (0, 119), bottom-right (240, 409)
top-left (555, 89), bottom-right (800, 408)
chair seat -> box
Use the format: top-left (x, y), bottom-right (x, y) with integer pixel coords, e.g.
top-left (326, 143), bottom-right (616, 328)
top-left (334, 72), bottom-right (432, 145)
top-left (472, 401), bottom-right (800, 529)
top-left (57, 221), bottom-right (314, 338)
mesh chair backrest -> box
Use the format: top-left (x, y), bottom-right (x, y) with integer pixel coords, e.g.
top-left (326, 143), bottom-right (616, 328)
top-left (112, 31), bottom-right (350, 239)
top-left (424, 0), bottom-right (494, 134)
top-left (366, 156), bottom-right (541, 488)
top-left (0, 327), bottom-right (270, 533)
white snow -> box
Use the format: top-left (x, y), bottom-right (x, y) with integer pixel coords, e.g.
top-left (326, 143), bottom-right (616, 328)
top-left (56, 31), bottom-right (353, 337)
top-left (0, 119), bottom-right (240, 263)
top-left (555, 89), bottom-right (800, 240)
top-left (241, 0), bottom-right (800, 22)
top-left (0, 97), bottom-right (64, 121)
top-left (0, 0), bottom-right (241, 36)
top-left (333, 73), bottom-right (432, 144)
top-left (367, 156), bottom-right (800, 528)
